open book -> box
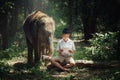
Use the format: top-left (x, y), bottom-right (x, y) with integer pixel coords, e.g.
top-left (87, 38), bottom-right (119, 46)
top-left (60, 48), bottom-right (72, 57)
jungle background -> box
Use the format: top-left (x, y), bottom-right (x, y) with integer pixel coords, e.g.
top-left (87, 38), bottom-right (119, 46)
top-left (0, 0), bottom-right (120, 80)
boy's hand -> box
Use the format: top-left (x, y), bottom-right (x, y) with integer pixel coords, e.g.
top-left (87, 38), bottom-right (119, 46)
top-left (58, 49), bottom-right (63, 54)
top-left (69, 50), bottom-right (74, 53)
top-left (60, 49), bottom-right (63, 52)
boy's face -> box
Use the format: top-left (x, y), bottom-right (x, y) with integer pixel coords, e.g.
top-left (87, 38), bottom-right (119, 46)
top-left (62, 33), bottom-right (70, 42)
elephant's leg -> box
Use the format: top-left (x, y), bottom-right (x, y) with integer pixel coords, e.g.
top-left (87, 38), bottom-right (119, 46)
top-left (47, 36), bottom-right (53, 56)
top-left (44, 45), bottom-right (52, 66)
top-left (34, 45), bottom-right (40, 63)
top-left (26, 38), bottom-right (33, 64)
top-left (46, 45), bottom-right (52, 56)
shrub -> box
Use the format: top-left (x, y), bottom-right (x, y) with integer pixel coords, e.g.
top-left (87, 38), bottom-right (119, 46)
top-left (89, 32), bottom-right (118, 61)
top-left (0, 62), bottom-right (11, 76)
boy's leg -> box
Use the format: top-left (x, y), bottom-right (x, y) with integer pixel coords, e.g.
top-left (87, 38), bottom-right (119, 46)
top-left (64, 57), bottom-right (75, 68)
top-left (43, 55), bottom-right (69, 71)
top-left (51, 59), bottom-right (69, 71)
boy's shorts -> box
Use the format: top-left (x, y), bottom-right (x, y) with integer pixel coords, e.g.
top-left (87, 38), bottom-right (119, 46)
top-left (53, 55), bottom-right (75, 64)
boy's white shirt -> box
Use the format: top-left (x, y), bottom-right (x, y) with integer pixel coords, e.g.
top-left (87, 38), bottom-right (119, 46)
top-left (56, 38), bottom-right (76, 51)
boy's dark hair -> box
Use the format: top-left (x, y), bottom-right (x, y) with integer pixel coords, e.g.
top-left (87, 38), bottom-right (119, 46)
top-left (62, 28), bottom-right (71, 34)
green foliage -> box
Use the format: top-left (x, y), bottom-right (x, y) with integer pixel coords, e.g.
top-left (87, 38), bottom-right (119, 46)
top-left (89, 32), bottom-right (118, 61)
top-left (0, 62), bottom-right (11, 76)
top-left (29, 67), bottom-right (65, 80)
top-left (0, 32), bottom-right (26, 60)
top-left (44, 1), bottom-right (67, 39)
top-left (74, 47), bottom-right (92, 60)
top-left (0, 1), bottom-right (15, 15)
top-left (54, 25), bottom-right (66, 38)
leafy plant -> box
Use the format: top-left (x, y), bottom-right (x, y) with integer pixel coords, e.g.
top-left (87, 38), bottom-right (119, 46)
top-left (89, 32), bottom-right (118, 61)
top-left (0, 62), bottom-right (11, 76)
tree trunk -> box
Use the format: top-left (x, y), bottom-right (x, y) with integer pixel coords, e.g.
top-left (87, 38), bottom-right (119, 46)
top-left (9, 3), bottom-right (18, 37)
top-left (89, 5), bottom-right (97, 35)
top-left (33, 0), bottom-right (43, 11)
top-left (24, 0), bottom-right (43, 17)
top-left (24, 0), bottom-right (34, 17)
top-left (0, 34), bottom-right (2, 50)
top-left (0, 13), bottom-right (9, 50)
top-left (75, 0), bottom-right (79, 16)
top-left (81, 0), bottom-right (91, 40)
top-left (68, 0), bottom-right (74, 33)
top-left (81, 0), bottom-right (97, 40)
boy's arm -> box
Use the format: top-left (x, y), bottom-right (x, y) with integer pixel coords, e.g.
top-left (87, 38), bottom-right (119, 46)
top-left (56, 41), bottom-right (63, 54)
top-left (69, 41), bottom-right (76, 53)
top-left (72, 41), bottom-right (76, 51)
top-left (68, 50), bottom-right (74, 53)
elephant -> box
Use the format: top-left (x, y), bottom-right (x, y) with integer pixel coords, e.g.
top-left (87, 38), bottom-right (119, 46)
top-left (23, 11), bottom-right (55, 64)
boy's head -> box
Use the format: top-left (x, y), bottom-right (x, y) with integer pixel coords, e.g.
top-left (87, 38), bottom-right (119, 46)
top-left (62, 28), bottom-right (71, 41)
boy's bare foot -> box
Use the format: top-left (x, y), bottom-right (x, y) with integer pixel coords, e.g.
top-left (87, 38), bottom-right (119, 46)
top-left (64, 63), bottom-right (75, 68)
top-left (42, 55), bottom-right (51, 60)
top-left (63, 68), bottom-right (69, 71)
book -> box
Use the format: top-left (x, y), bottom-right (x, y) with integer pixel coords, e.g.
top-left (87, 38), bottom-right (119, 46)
top-left (60, 48), bottom-right (72, 57)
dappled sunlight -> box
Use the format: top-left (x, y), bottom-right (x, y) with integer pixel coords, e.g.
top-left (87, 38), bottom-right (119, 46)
top-left (7, 56), bottom-right (27, 66)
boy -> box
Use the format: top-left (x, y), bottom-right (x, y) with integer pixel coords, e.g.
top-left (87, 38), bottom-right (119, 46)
top-left (43, 28), bottom-right (76, 71)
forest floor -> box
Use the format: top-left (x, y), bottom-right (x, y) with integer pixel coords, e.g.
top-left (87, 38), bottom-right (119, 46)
top-left (4, 56), bottom-right (120, 80)
top-left (0, 40), bottom-right (120, 80)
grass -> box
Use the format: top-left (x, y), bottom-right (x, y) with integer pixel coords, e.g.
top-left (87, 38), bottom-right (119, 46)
top-left (74, 47), bottom-right (92, 60)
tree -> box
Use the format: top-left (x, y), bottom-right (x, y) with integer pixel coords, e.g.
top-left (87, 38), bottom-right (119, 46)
top-left (0, 0), bottom-right (11, 49)
top-left (0, 0), bottom-right (23, 50)
top-left (81, 0), bottom-right (97, 40)
top-left (24, 0), bottom-right (34, 16)
top-left (24, 0), bottom-right (44, 17)
top-left (67, 0), bottom-right (74, 31)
